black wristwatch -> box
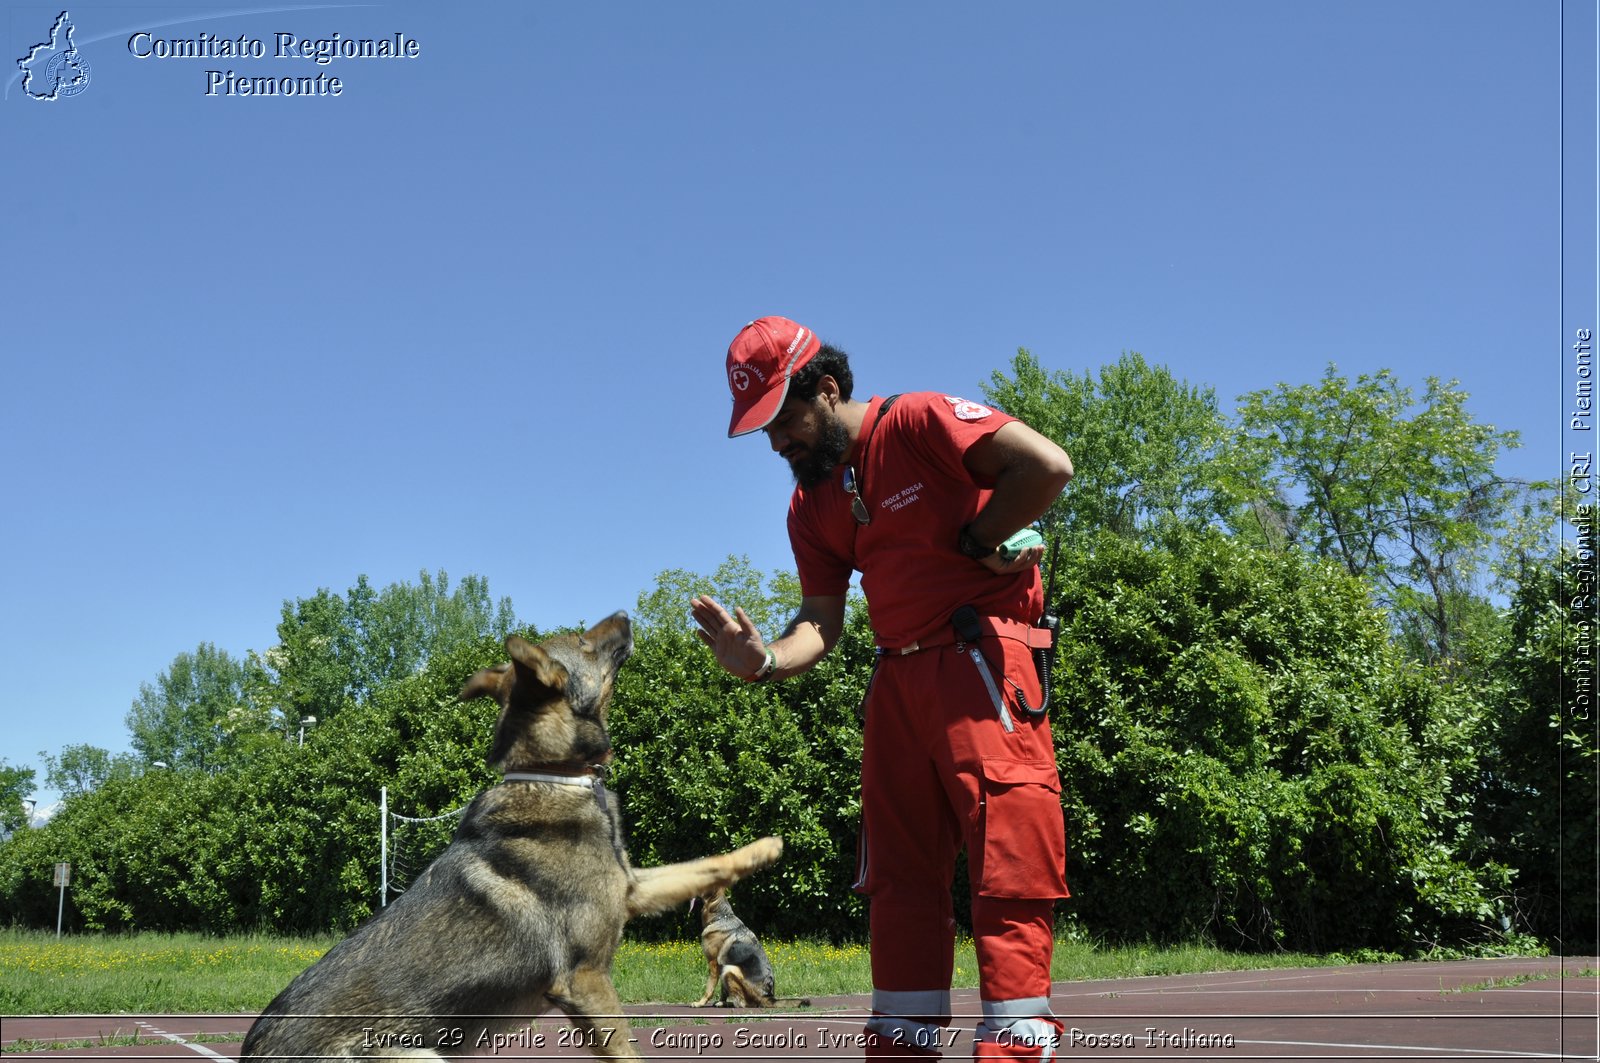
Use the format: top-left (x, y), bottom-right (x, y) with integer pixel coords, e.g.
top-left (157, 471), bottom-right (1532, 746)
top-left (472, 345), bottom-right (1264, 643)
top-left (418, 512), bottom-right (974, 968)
top-left (957, 524), bottom-right (996, 560)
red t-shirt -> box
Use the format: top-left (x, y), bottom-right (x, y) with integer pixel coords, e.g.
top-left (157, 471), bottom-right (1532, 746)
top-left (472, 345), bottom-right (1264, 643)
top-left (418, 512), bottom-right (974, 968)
top-left (787, 392), bottom-right (1043, 648)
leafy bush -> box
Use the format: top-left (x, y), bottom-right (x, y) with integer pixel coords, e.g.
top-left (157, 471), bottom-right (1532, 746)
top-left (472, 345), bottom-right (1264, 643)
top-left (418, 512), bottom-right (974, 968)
top-left (0, 637), bottom-right (509, 935)
top-left (0, 544), bottom-right (1540, 955)
top-left (1471, 517), bottom-right (1599, 950)
top-left (1052, 528), bottom-right (1509, 952)
top-left (608, 596), bottom-right (873, 941)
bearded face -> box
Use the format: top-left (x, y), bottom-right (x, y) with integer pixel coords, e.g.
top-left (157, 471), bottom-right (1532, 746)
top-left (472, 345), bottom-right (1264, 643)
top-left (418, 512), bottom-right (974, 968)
top-left (786, 403), bottom-right (851, 488)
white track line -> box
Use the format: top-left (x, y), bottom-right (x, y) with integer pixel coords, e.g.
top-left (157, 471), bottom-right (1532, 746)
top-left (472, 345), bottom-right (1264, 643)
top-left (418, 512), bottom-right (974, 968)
top-left (1234, 1036), bottom-right (1573, 1059)
top-left (134, 1021), bottom-right (235, 1062)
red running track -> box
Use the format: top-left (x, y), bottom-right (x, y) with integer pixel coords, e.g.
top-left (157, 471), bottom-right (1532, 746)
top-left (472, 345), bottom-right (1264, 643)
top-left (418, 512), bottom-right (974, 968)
top-left (3, 956), bottom-right (1595, 1061)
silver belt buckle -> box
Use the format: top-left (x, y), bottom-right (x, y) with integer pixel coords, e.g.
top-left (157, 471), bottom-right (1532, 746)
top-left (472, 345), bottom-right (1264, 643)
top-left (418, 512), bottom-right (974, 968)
top-left (899, 641), bottom-right (920, 655)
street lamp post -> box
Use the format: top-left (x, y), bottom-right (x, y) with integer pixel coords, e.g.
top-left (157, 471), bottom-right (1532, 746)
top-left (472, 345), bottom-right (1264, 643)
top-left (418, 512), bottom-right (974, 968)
top-left (298, 716), bottom-right (318, 748)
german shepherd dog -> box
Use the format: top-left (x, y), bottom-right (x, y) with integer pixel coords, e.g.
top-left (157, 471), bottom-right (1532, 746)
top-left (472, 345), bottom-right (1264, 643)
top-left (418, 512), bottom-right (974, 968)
top-left (240, 612), bottom-right (783, 1061)
top-left (691, 886), bottom-right (778, 1008)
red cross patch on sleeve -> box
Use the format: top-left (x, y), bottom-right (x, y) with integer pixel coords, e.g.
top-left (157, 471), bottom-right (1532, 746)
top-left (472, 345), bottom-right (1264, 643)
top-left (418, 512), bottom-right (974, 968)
top-left (943, 396), bottom-right (995, 421)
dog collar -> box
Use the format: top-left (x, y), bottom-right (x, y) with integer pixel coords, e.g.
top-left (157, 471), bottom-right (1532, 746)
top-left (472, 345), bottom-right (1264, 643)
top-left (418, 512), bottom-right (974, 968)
top-left (499, 752), bottom-right (613, 787)
top-left (501, 770), bottom-right (604, 787)
top-left (499, 764), bottom-right (627, 870)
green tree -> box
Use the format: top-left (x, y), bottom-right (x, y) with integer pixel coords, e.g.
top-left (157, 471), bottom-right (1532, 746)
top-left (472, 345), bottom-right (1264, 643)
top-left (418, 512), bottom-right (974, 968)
top-left (125, 643), bottom-right (254, 773)
top-left (265, 570), bottom-right (518, 728)
top-left (0, 635), bottom-right (510, 934)
top-left (39, 744), bottom-right (138, 797)
top-left (0, 760), bottom-right (36, 836)
top-left (634, 555), bottom-right (801, 641)
top-left (982, 350), bottom-right (1237, 542)
top-left (267, 586), bottom-right (360, 729)
top-left (1232, 365), bottom-right (1533, 662)
top-left (0, 569), bottom-right (522, 933)
top-left (344, 570), bottom-right (518, 701)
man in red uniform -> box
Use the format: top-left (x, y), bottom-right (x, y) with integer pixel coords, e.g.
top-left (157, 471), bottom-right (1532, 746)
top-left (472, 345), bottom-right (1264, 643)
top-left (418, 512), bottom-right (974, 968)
top-left (691, 317), bottom-right (1074, 1061)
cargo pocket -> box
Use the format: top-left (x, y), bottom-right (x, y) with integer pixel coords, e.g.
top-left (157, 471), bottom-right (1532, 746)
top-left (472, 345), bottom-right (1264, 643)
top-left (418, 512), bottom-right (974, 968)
top-left (973, 757), bottom-right (1069, 899)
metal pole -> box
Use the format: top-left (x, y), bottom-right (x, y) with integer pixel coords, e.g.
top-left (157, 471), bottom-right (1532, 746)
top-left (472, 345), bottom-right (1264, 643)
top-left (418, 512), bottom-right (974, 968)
top-left (379, 786), bottom-right (388, 908)
top-left (56, 880), bottom-right (65, 938)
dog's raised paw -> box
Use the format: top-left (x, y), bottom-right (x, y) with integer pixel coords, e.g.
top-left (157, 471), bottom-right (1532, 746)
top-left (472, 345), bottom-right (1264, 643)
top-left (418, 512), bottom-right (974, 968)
top-left (746, 836), bottom-right (783, 867)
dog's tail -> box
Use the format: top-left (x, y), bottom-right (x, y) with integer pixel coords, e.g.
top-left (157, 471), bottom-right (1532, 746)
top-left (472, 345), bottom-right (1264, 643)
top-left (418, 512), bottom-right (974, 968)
top-left (717, 969), bottom-right (813, 1009)
top-left (718, 967), bottom-right (775, 1009)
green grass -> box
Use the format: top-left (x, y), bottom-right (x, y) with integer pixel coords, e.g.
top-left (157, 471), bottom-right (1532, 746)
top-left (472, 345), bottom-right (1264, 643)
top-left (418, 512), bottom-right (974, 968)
top-left (4, 1034), bottom-right (244, 1055)
top-left (1447, 967), bottom-right (1600, 994)
top-left (0, 931), bottom-right (341, 1015)
top-left (1047, 939), bottom-right (1339, 982)
top-left (4, 1034), bottom-right (143, 1054)
top-left (0, 929), bottom-right (1340, 1017)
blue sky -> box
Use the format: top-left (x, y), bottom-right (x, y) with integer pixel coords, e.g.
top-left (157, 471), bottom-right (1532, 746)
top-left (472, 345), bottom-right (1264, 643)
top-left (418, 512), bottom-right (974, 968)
top-left (3, 1), bottom-right (1593, 811)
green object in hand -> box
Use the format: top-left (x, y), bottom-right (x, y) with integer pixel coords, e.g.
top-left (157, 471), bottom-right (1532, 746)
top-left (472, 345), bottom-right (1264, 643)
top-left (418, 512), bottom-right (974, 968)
top-left (998, 528), bottom-right (1044, 562)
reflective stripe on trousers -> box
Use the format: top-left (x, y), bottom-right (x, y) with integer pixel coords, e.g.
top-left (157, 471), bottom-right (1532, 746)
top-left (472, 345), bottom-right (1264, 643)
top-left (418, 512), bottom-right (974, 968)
top-left (974, 1000), bottom-right (1061, 1060)
top-left (868, 988), bottom-right (952, 1054)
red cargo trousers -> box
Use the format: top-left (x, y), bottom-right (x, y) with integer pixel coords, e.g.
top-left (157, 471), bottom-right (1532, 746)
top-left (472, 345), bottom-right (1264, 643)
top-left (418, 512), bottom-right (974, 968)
top-left (853, 623), bottom-right (1070, 1060)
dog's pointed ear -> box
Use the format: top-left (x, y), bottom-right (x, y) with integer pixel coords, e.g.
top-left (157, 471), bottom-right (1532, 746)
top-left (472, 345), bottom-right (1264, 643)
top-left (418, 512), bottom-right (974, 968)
top-left (506, 634), bottom-right (568, 692)
top-left (459, 662), bottom-right (511, 703)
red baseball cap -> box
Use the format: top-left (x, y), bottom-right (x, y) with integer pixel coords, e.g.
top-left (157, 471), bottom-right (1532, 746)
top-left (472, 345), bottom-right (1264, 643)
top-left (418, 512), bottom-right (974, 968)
top-left (725, 316), bottom-right (822, 438)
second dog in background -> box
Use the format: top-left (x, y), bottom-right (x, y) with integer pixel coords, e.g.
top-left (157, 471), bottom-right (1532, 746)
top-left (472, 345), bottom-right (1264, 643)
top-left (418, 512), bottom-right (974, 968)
top-left (692, 886), bottom-right (793, 1008)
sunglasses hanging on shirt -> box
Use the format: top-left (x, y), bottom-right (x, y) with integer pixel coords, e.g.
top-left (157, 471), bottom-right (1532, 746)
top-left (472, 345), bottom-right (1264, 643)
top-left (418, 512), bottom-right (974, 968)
top-left (841, 393), bottom-right (901, 529)
top-left (843, 466), bottom-right (870, 525)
